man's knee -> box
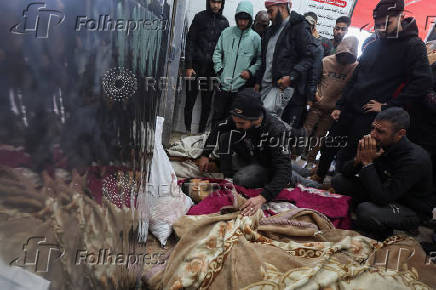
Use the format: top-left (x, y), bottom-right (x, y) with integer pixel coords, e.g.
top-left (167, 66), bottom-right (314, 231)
top-left (357, 202), bottom-right (420, 231)
top-left (331, 173), bottom-right (352, 195)
top-left (233, 164), bottom-right (269, 188)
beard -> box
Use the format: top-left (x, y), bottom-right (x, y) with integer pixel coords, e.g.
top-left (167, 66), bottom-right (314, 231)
top-left (334, 34), bottom-right (343, 43)
top-left (271, 10), bottom-right (284, 35)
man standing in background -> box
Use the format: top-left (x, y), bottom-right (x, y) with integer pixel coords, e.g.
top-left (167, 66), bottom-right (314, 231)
top-left (255, 0), bottom-right (315, 118)
top-left (252, 10), bottom-right (270, 37)
top-left (211, 0), bottom-right (261, 128)
top-left (184, 0), bottom-right (229, 134)
top-left (322, 16), bottom-right (351, 56)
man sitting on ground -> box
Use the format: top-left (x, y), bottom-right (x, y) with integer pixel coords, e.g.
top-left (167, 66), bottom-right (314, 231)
top-left (332, 107), bottom-right (435, 239)
top-left (198, 89), bottom-right (317, 216)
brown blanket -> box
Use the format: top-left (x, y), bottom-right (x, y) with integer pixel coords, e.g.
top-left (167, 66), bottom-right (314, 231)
top-left (149, 197), bottom-right (436, 289)
top-left (1, 167), bottom-right (435, 289)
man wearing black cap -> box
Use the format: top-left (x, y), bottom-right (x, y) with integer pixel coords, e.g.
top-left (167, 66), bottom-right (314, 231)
top-left (198, 89), bottom-right (294, 216)
top-left (313, 0), bottom-right (433, 183)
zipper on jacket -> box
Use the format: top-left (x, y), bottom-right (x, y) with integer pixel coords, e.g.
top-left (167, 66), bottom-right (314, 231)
top-left (230, 32), bottom-right (244, 91)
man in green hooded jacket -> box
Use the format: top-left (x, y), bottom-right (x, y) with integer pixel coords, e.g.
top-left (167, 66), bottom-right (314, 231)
top-left (211, 0), bottom-right (262, 129)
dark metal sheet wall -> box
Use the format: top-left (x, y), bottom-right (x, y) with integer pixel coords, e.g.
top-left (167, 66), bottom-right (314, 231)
top-left (0, 0), bottom-right (173, 175)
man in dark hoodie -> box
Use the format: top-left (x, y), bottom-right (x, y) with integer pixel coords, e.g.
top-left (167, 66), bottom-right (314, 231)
top-left (313, 0), bottom-right (433, 183)
top-left (184, 0), bottom-right (229, 134)
top-left (254, 0), bottom-right (315, 118)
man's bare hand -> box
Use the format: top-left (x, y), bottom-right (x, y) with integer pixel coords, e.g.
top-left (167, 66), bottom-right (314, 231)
top-left (331, 109), bottom-right (341, 120)
top-left (240, 70), bottom-right (251, 80)
top-left (240, 195), bottom-right (266, 216)
top-left (363, 100), bottom-right (385, 112)
top-left (358, 134), bottom-right (378, 166)
top-left (186, 68), bottom-right (196, 78)
top-left (198, 156), bottom-right (209, 172)
top-left (254, 84), bottom-right (261, 92)
top-left (277, 76), bottom-right (291, 89)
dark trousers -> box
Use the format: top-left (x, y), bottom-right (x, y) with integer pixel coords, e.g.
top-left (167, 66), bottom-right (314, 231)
top-left (217, 131), bottom-right (271, 187)
top-left (282, 98), bottom-right (307, 129)
top-left (316, 112), bottom-right (375, 179)
top-left (184, 64), bottom-right (216, 133)
top-left (210, 89), bottom-right (239, 131)
top-left (332, 173), bottom-right (420, 235)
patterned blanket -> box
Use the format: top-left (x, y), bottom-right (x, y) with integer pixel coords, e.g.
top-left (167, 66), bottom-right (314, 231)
top-left (148, 193), bottom-right (436, 289)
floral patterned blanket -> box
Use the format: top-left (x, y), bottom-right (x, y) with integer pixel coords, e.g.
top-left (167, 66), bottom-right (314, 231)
top-left (148, 194), bottom-right (436, 290)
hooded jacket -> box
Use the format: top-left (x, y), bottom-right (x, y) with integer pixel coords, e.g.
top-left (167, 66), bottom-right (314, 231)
top-left (212, 1), bottom-right (261, 92)
top-left (336, 18), bottom-right (433, 115)
top-left (316, 37), bottom-right (359, 111)
top-left (185, 0), bottom-right (229, 69)
top-left (255, 11), bottom-right (316, 95)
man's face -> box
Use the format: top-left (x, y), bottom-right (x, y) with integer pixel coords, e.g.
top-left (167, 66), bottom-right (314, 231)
top-left (267, 5), bottom-right (282, 23)
top-left (370, 120), bottom-right (403, 148)
top-left (333, 22), bottom-right (348, 42)
top-left (237, 18), bottom-right (250, 30)
top-left (232, 116), bottom-right (253, 130)
top-left (374, 14), bottom-right (402, 38)
top-left (254, 15), bottom-right (269, 33)
top-left (210, 0), bottom-right (222, 14)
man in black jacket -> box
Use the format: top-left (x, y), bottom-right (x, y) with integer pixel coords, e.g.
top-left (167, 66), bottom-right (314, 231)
top-left (282, 12), bottom-right (324, 130)
top-left (254, 0), bottom-right (315, 118)
top-left (198, 89), bottom-right (294, 216)
top-left (184, 0), bottom-right (229, 134)
top-left (332, 108), bottom-right (435, 238)
top-left (313, 0), bottom-right (433, 182)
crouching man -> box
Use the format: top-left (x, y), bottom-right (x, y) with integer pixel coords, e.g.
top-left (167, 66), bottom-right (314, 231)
top-left (198, 89), bottom-right (294, 216)
top-left (332, 107), bottom-right (435, 239)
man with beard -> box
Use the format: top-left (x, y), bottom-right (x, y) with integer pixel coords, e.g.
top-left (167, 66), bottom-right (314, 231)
top-left (198, 89), bottom-right (292, 216)
top-left (312, 0), bottom-right (433, 183)
top-left (322, 16), bottom-right (351, 56)
top-left (210, 0), bottom-right (261, 129)
top-left (332, 108), bottom-right (435, 239)
top-left (254, 0), bottom-right (315, 118)
top-left (184, 0), bottom-right (229, 134)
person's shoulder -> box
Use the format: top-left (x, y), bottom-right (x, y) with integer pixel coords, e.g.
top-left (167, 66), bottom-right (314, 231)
top-left (400, 140), bottom-right (431, 166)
top-left (323, 54), bottom-right (336, 64)
top-left (405, 36), bottom-right (427, 51)
top-left (194, 10), bottom-right (209, 19)
top-left (289, 11), bottom-right (305, 23)
top-left (265, 113), bottom-right (287, 136)
top-left (249, 29), bottom-right (261, 41)
top-left (220, 26), bottom-right (233, 35)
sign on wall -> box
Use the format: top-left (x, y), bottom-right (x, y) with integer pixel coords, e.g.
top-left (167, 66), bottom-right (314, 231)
top-left (292, 0), bottom-right (357, 38)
